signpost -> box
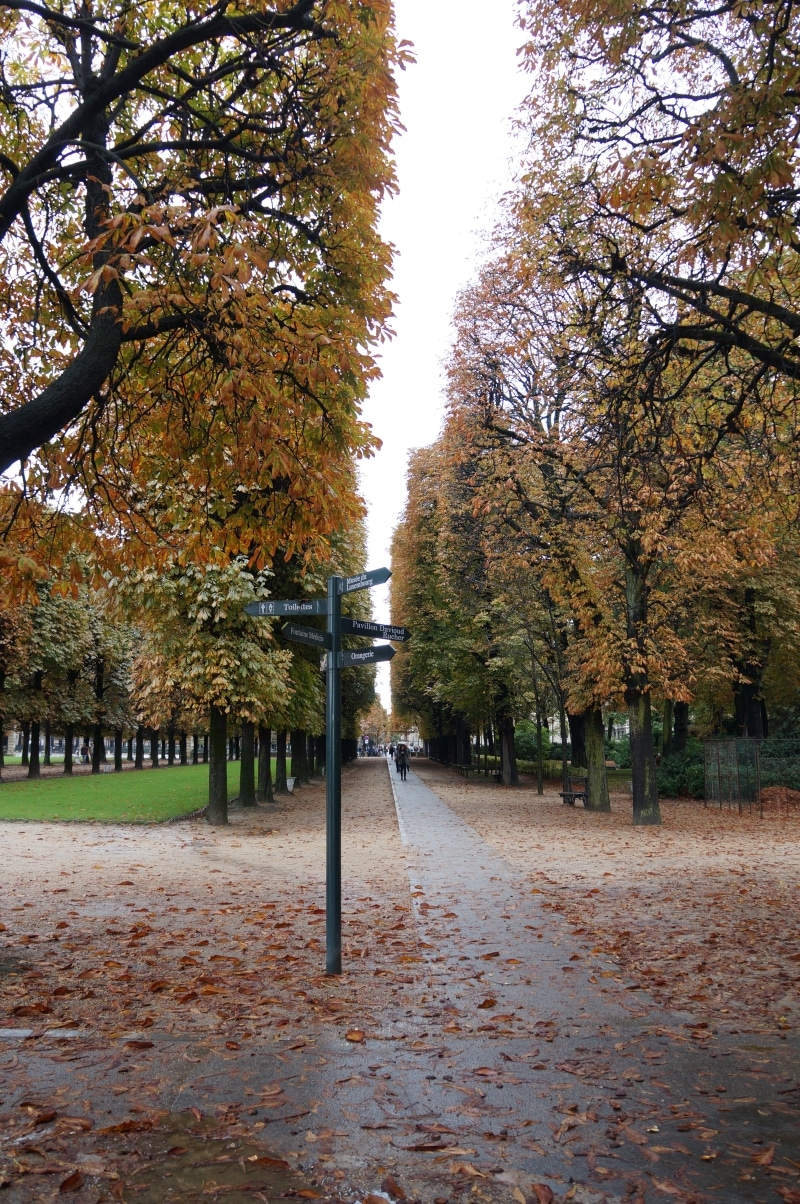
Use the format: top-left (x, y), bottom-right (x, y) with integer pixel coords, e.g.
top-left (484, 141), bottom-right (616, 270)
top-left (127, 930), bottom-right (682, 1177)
top-left (247, 569), bottom-right (406, 975)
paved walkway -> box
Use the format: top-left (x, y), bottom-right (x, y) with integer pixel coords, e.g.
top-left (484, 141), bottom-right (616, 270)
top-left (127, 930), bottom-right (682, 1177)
top-left (382, 760), bottom-right (799, 1202)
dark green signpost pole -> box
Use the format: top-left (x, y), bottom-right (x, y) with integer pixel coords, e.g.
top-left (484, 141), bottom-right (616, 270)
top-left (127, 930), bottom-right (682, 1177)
top-left (325, 575), bottom-right (343, 975)
top-left (245, 566), bottom-right (397, 977)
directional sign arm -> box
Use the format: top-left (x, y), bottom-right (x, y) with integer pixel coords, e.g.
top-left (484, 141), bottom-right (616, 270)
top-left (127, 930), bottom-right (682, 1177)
top-left (339, 644), bottom-right (396, 667)
top-left (282, 623), bottom-right (331, 650)
top-left (340, 618), bottom-right (410, 642)
top-left (338, 566), bottom-right (391, 595)
top-left (245, 599), bottom-right (326, 617)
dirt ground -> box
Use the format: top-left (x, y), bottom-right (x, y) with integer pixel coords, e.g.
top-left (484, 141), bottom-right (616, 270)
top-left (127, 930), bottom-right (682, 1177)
top-left (417, 763), bottom-right (800, 1035)
top-left (1, 758), bottom-right (799, 1203)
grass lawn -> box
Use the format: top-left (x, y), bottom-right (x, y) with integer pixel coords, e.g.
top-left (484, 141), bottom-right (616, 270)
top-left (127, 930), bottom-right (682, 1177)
top-left (0, 762), bottom-right (243, 824)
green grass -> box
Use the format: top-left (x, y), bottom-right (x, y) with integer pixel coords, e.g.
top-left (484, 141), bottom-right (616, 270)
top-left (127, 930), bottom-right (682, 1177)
top-left (0, 762), bottom-right (242, 824)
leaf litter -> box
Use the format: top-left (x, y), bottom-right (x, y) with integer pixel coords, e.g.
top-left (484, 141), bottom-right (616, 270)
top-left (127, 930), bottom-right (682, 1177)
top-left (2, 757), bottom-right (800, 1201)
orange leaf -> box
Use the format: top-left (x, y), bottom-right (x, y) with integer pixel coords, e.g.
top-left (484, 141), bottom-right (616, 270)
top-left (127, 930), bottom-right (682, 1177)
top-left (345, 1028), bottom-right (365, 1042)
top-left (59, 1171), bottom-right (85, 1193)
top-left (532, 1187), bottom-right (554, 1204)
top-left (477, 997), bottom-right (497, 1009)
top-left (751, 1146), bottom-right (775, 1166)
top-left (381, 1173), bottom-right (407, 1200)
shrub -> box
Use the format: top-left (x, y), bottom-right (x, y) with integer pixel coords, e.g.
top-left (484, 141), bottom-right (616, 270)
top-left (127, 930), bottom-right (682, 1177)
top-left (515, 719), bottom-right (551, 762)
top-left (657, 739), bottom-right (704, 798)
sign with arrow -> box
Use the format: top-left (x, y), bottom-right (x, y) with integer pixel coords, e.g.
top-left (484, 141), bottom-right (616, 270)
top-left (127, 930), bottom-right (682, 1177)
top-left (338, 567), bottom-right (391, 595)
top-left (340, 645), bottom-right (396, 667)
top-left (340, 618), bottom-right (411, 642)
top-left (283, 623), bottom-right (331, 650)
top-left (245, 599), bottom-right (327, 617)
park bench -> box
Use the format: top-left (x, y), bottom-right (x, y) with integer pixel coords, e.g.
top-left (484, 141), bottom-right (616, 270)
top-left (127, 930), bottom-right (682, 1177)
top-left (453, 763), bottom-right (477, 778)
top-left (559, 776), bottom-right (587, 806)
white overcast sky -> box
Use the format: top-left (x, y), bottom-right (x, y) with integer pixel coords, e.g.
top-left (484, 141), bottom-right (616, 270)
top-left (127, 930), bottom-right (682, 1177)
top-left (359, 0), bottom-right (530, 708)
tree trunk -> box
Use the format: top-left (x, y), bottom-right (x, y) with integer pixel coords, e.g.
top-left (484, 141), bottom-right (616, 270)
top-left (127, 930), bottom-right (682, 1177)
top-left (662, 699), bottom-right (674, 757)
top-left (498, 715), bottom-right (519, 786)
top-left (239, 721), bottom-right (257, 806)
top-left (151, 728), bottom-right (159, 769)
top-left (43, 720), bottom-right (51, 766)
top-left (179, 731), bottom-right (187, 765)
top-left (291, 728), bottom-right (309, 785)
top-left (315, 733), bottom-right (325, 776)
top-left (535, 710), bottom-right (544, 795)
top-left (258, 725), bottom-right (273, 802)
top-left (558, 701), bottom-right (569, 792)
top-left (64, 724), bottom-right (74, 775)
top-left (114, 729), bottom-right (123, 772)
top-left (673, 701), bottom-right (689, 753)
top-left (628, 690), bottom-right (661, 825)
top-left (21, 721), bottom-right (29, 766)
top-left (202, 734), bottom-right (209, 764)
top-left (584, 707), bottom-right (610, 812)
top-left (207, 704), bottom-right (228, 825)
top-left (167, 725), bottom-right (175, 766)
top-left (192, 733), bottom-right (199, 764)
top-left (28, 720), bottom-right (41, 779)
top-left (567, 710), bottom-right (586, 769)
top-left (91, 723), bottom-right (103, 774)
top-left (127, 736), bottom-right (133, 761)
top-left (275, 729), bottom-right (288, 792)
top-left (625, 562), bottom-right (661, 826)
top-left (734, 677), bottom-right (765, 739)
top-left (307, 732), bottom-right (316, 778)
top-left (135, 724), bottom-right (144, 769)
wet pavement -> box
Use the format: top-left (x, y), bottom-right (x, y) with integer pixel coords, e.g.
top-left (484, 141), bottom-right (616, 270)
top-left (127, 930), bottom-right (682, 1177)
top-left (1, 759), bottom-right (798, 1202)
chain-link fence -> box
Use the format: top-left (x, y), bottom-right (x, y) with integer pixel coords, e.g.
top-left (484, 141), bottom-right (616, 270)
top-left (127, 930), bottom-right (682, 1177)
top-left (704, 739), bottom-right (760, 814)
top-left (704, 737), bottom-right (800, 816)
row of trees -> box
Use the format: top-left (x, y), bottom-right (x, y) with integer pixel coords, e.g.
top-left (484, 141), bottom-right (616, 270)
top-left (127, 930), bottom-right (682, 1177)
top-left (390, 0), bottom-right (800, 825)
top-left (1, 535), bottom-right (379, 819)
top-left (0, 0), bottom-right (407, 819)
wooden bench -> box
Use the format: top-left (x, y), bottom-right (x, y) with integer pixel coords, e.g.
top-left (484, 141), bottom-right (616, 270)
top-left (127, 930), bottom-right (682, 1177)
top-left (559, 776), bottom-right (587, 806)
top-left (453, 763), bottom-right (478, 778)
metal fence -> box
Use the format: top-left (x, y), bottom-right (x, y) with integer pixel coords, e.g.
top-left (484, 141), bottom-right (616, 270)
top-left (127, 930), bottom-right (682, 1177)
top-left (704, 737), bottom-right (800, 816)
top-left (704, 739), bottom-right (761, 814)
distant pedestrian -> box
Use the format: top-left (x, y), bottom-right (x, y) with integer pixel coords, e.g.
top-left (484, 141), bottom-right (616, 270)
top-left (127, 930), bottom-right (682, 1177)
top-left (396, 744), bottom-right (409, 781)
top-left (389, 744), bottom-right (395, 760)
top-left (80, 741), bottom-right (89, 764)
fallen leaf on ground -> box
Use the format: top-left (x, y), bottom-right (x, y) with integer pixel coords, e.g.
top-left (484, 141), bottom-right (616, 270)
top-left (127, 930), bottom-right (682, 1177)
top-left (59, 1170), bottom-right (84, 1193)
top-left (382, 1173), bottom-right (406, 1200)
top-left (531, 1186), bottom-right (554, 1204)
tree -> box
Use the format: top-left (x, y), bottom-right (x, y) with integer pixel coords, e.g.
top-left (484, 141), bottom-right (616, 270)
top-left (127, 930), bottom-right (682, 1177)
top-left (518, 0), bottom-right (800, 392)
top-left (0, 0), bottom-right (404, 477)
top-left (129, 558), bottom-right (293, 823)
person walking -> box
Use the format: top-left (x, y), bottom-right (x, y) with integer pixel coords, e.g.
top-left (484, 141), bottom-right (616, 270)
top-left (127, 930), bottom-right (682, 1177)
top-left (397, 744), bottom-right (409, 782)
